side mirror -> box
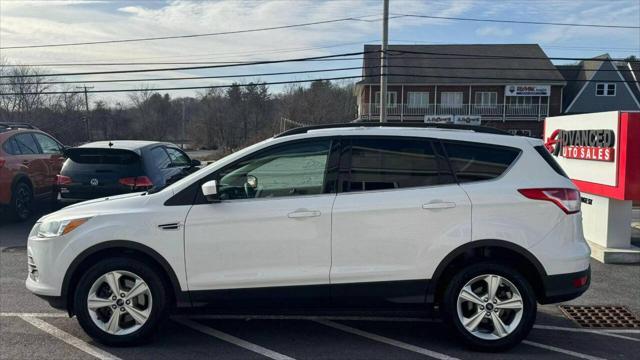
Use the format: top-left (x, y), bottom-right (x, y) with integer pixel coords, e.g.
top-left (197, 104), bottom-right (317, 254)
top-left (190, 159), bottom-right (201, 167)
top-left (201, 180), bottom-right (219, 202)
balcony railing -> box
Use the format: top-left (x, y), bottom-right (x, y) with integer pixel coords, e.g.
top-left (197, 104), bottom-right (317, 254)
top-left (363, 103), bottom-right (548, 118)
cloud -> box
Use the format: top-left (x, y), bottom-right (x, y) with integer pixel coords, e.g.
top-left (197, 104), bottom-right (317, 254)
top-left (476, 26), bottom-right (513, 37)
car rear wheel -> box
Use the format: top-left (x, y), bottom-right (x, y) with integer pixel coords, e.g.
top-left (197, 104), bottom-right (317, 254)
top-left (441, 262), bottom-right (536, 351)
top-left (10, 182), bottom-right (33, 221)
top-left (73, 257), bottom-right (168, 346)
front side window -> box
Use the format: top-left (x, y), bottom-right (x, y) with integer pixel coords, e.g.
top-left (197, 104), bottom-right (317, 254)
top-left (14, 133), bottom-right (40, 155)
top-left (407, 92), bottom-right (429, 108)
top-left (217, 139), bottom-right (331, 200)
top-left (33, 133), bottom-right (62, 154)
top-left (443, 141), bottom-right (520, 182)
top-left (165, 147), bottom-right (190, 167)
top-left (344, 138), bottom-right (450, 192)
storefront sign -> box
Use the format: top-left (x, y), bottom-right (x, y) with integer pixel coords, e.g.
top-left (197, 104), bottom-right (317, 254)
top-left (424, 115), bottom-right (454, 123)
top-left (545, 129), bottom-right (616, 162)
top-left (505, 85), bottom-right (550, 96)
top-left (454, 115), bottom-right (481, 125)
top-left (424, 115), bottom-right (481, 125)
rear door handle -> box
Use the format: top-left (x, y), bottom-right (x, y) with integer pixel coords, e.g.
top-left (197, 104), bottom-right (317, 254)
top-left (288, 210), bottom-right (321, 218)
top-left (422, 202), bottom-right (456, 210)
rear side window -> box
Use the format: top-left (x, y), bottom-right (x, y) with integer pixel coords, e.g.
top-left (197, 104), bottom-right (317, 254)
top-left (14, 133), bottom-right (40, 154)
top-left (534, 145), bottom-right (568, 178)
top-left (442, 141), bottom-right (520, 182)
top-left (344, 138), bottom-right (449, 192)
top-left (2, 137), bottom-right (21, 155)
top-left (150, 147), bottom-right (171, 169)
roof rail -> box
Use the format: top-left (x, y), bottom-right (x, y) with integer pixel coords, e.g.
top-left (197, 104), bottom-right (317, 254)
top-left (274, 122), bottom-right (511, 138)
top-left (0, 122), bottom-right (38, 130)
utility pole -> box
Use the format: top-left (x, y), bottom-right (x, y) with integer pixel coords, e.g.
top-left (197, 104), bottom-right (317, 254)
top-left (76, 85), bottom-right (94, 141)
top-left (380, 0), bottom-right (389, 122)
top-left (181, 99), bottom-right (186, 149)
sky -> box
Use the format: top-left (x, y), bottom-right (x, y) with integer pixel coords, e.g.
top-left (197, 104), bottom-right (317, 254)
top-left (1, 0), bottom-right (639, 105)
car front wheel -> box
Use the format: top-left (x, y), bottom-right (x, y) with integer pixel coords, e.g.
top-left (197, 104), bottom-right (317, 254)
top-left (441, 262), bottom-right (536, 351)
top-left (73, 257), bottom-right (168, 346)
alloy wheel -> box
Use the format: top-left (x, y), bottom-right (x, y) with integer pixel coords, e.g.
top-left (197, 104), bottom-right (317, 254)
top-left (15, 185), bottom-right (31, 219)
top-left (87, 270), bottom-right (153, 336)
top-left (456, 274), bottom-right (524, 340)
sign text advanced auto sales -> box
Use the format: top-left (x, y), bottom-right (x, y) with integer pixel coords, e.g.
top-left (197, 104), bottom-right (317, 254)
top-left (547, 129), bottom-right (615, 162)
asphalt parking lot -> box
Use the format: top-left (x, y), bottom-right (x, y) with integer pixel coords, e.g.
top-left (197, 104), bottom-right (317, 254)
top-left (1, 206), bottom-right (639, 360)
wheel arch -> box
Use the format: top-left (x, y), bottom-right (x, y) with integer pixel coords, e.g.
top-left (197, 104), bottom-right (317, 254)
top-left (62, 240), bottom-right (189, 315)
top-left (427, 240), bottom-right (547, 305)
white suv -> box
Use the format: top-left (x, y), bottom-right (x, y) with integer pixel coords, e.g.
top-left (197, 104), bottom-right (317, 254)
top-left (26, 124), bottom-right (590, 351)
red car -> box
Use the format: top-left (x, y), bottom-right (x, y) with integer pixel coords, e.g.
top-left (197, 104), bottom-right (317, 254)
top-left (0, 123), bottom-right (65, 221)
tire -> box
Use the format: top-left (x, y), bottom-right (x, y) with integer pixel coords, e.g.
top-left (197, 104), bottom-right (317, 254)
top-left (10, 181), bottom-right (33, 221)
top-left (73, 257), bottom-right (169, 346)
top-left (441, 262), bottom-right (537, 352)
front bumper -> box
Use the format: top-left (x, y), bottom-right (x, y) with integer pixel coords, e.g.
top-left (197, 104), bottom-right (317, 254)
top-left (540, 266), bottom-right (590, 304)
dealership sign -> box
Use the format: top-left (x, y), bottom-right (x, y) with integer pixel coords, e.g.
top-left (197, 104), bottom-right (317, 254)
top-left (545, 129), bottom-right (615, 162)
top-left (544, 111), bottom-right (640, 201)
top-left (505, 85), bottom-right (550, 96)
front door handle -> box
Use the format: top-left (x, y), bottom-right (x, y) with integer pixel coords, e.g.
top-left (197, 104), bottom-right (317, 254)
top-left (288, 210), bottom-right (321, 218)
top-left (422, 202), bottom-right (456, 210)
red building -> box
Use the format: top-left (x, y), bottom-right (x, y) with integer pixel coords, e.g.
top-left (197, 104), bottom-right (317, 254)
top-left (356, 44), bottom-right (566, 137)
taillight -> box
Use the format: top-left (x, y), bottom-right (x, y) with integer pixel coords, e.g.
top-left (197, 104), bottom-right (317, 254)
top-left (56, 175), bottom-right (72, 185)
top-left (518, 188), bottom-right (581, 214)
top-left (119, 176), bottom-right (153, 189)
top-left (0, 157), bottom-right (5, 168)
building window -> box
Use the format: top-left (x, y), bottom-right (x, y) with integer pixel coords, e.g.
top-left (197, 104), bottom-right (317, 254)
top-left (374, 91), bottom-right (398, 106)
top-left (474, 92), bottom-right (497, 106)
top-left (508, 96), bottom-right (535, 105)
top-left (596, 83), bottom-right (616, 96)
top-left (407, 92), bottom-right (429, 108)
top-left (441, 92), bottom-right (464, 107)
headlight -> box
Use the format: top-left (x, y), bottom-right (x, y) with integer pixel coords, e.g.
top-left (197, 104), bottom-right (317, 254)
top-left (36, 217), bottom-right (91, 238)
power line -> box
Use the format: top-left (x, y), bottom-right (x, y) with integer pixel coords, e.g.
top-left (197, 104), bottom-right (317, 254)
top-left (21, 63), bottom-right (637, 86)
top-left (0, 15), bottom-right (390, 50)
top-left (4, 50), bottom-right (638, 79)
top-left (2, 72), bottom-right (638, 96)
top-left (395, 13), bottom-right (640, 29)
top-left (28, 66), bottom-right (365, 85)
top-left (0, 51), bottom-right (370, 78)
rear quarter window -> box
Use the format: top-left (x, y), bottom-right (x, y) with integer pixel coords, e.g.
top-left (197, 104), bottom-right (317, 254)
top-left (442, 141), bottom-right (521, 183)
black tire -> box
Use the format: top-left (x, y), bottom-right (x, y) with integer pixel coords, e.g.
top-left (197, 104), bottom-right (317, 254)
top-left (73, 257), bottom-right (169, 346)
top-left (10, 181), bottom-right (33, 221)
top-left (441, 262), bottom-right (537, 352)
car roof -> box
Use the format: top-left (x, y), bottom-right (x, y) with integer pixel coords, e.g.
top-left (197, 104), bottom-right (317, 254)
top-left (275, 125), bottom-right (542, 149)
top-left (78, 140), bottom-right (174, 151)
